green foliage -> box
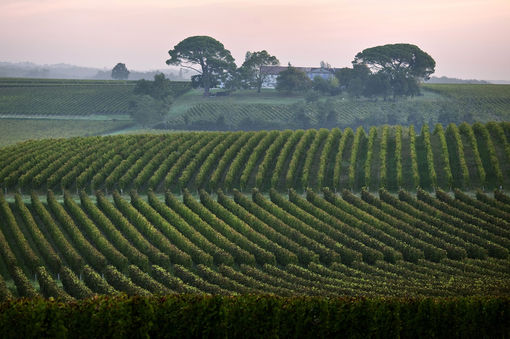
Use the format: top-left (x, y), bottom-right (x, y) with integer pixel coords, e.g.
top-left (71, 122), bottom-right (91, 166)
top-left (364, 127), bottom-right (377, 189)
top-left (166, 36), bottom-right (235, 96)
top-left (353, 43), bottom-right (436, 98)
top-left (276, 65), bottom-right (312, 94)
top-left (133, 73), bottom-right (174, 101)
top-left (240, 50), bottom-right (279, 93)
top-left (111, 63), bottom-right (130, 80)
top-left (421, 124), bottom-right (437, 188)
top-left (36, 266), bottom-right (72, 301)
top-left (167, 84), bottom-right (510, 131)
top-left (348, 127), bottom-right (365, 189)
top-left (379, 125), bottom-right (389, 188)
top-left (59, 266), bottom-right (94, 299)
top-left (408, 125), bottom-right (420, 188)
top-left (0, 295), bottom-right (509, 338)
top-left (472, 122), bottom-right (503, 187)
top-left (129, 95), bottom-right (170, 127)
top-left (0, 78), bottom-right (138, 116)
top-left (459, 122), bottom-right (486, 186)
top-left (434, 124), bottom-right (453, 188)
top-left (0, 188), bottom-right (509, 301)
top-left (1, 122), bottom-right (509, 194)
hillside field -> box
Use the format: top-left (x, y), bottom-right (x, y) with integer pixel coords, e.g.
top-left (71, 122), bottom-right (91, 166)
top-left (0, 119), bottom-right (133, 147)
top-left (1, 122), bottom-right (509, 194)
top-left (0, 122), bottom-right (509, 301)
top-left (0, 78), bottom-right (190, 117)
top-left (164, 84), bottom-right (510, 130)
top-left (1, 82), bottom-right (510, 336)
top-left (0, 187), bottom-right (509, 300)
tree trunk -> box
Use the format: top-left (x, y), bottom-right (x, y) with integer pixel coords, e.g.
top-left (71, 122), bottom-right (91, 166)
top-left (257, 76), bottom-right (263, 93)
top-left (201, 61), bottom-right (210, 96)
top-left (203, 73), bottom-right (210, 96)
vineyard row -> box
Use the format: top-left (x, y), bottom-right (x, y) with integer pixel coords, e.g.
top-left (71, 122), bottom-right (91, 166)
top-left (1, 122), bottom-right (510, 193)
top-left (0, 188), bottom-right (509, 299)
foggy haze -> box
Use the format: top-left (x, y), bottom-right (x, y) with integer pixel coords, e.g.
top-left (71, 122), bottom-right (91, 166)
top-left (1, 0), bottom-right (509, 81)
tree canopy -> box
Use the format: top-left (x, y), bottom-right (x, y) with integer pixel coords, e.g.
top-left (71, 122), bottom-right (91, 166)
top-left (276, 64), bottom-right (311, 94)
top-left (166, 36), bottom-right (235, 96)
top-left (133, 73), bottom-right (173, 101)
top-left (353, 43), bottom-right (435, 80)
top-left (111, 63), bottom-right (129, 80)
top-left (240, 50), bottom-right (279, 93)
top-left (351, 43), bottom-right (435, 98)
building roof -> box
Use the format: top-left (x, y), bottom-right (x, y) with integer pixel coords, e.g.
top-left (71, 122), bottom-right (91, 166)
top-left (260, 65), bottom-right (339, 75)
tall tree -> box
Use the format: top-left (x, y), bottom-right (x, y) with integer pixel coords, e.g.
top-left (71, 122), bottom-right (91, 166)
top-left (352, 43), bottom-right (435, 98)
top-left (335, 64), bottom-right (370, 97)
top-left (275, 64), bottom-right (311, 94)
top-left (240, 50), bottom-right (279, 93)
top-left (166, 36), bottom-right (235, 96)
top-left (111, 63), bottom-right (129, 80)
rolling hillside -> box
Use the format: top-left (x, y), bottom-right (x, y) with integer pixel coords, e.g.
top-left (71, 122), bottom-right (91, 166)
top-left (0, 187), bottom-right (509, 299)
top-left (1, 122), bottom-right (509, 194)
top-left (165, 85), bottom-right (510, 130)
top-left (0, 78), bottom-right (190, 117)
top-left (0, 122), bottom-right (508, 300)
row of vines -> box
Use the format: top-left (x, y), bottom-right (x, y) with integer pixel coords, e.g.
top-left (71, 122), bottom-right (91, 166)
top-left (0, 188), bottom-right (509, 299)
top-left (1, 122), bottom-right (510, 193)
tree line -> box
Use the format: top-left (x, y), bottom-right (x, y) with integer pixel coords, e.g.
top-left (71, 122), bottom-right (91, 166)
top-left (126, 36), bottom-right (436, 126)
top-left (166, 36), bottom-right (435, 100)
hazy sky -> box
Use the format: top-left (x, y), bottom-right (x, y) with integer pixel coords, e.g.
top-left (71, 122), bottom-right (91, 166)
top-left (1, 0), bottom-right (509, 80)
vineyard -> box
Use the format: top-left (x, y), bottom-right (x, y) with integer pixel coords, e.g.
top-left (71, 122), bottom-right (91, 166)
top-left (424, 83), bottom-right (510, 121)
top-left (167, 96), bottom-right (446, 130)
top-left (1, 122), bottom-right (509, 194)
top-left (0, 78), bottom-right (190, 116)
top-left (0, 121), bottom-right (509, 300)
top-left (0, 186), bottom-right (509, 299)
top-left (167, 85), bottom-right (510, 130)
top-left (0, 119), bottom-right (133, 147)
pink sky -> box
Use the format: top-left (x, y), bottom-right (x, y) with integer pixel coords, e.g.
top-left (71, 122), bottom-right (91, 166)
top-left (1, 0), bottom-right (509, 80)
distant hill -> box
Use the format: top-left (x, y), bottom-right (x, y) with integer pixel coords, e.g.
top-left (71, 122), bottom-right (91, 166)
top-left (426, 76), bottom-right (489, 84)
top-left (0, 61), bottom-right (192, 81)
top-left (0, 77), bottom-right (191, 117)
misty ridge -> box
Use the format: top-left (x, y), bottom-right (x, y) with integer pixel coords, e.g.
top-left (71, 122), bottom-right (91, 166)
top-left (0, 61), bottom-right (193, 81)
top-left (2, 61), bottom-right (510, 84)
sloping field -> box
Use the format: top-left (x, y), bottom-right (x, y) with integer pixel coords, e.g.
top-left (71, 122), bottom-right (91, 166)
top-left (0, 78), bottom-right (190, 116)
top-left (0, 119), bottom-right (133, 147)
top-left (166, 85), bottom-right (510, 130)
top-left (0, 187), bottom-right (509, 299)
top-left (424, 83), bottom-right (510, 120)
top-left (167, 96), bottom-right (446, 130)
top-left (1, 122), bottom-right (509, 194)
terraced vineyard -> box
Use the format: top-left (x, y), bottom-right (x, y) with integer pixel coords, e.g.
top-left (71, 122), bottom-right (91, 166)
top-left (0, 78), bottom-right (190, 116)
top-left (1, 122), bottom-right (509, 194)
top-left (0, 187), bottom-right (509, 299)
